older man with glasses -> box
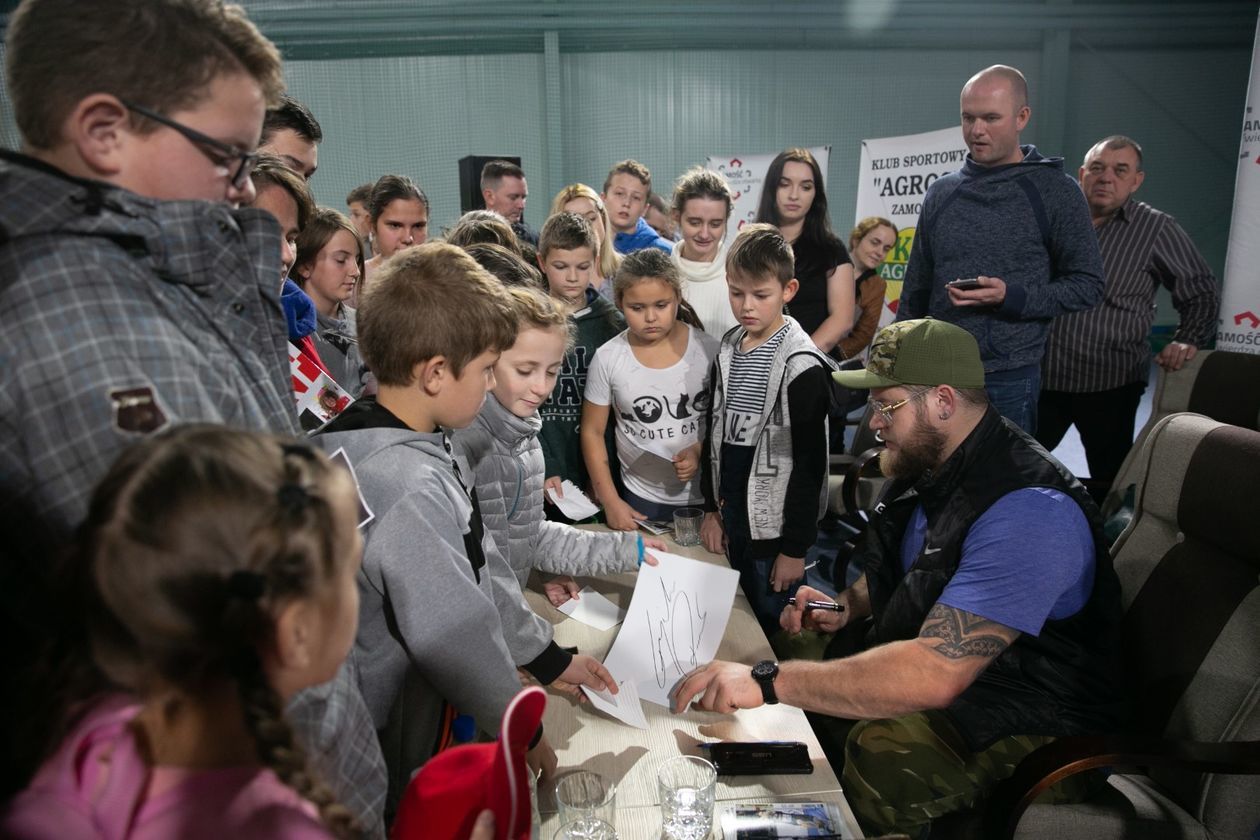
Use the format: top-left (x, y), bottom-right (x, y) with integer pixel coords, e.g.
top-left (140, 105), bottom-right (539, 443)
top-left (673, 318), bottom-right (1122, 838)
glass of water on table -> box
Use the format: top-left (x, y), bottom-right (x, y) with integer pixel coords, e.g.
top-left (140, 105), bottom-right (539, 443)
top-left (657, 755), bottom-right (717, 839)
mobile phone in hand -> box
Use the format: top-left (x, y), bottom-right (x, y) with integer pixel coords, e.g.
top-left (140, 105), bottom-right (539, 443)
top-left (947, 277), bottom-right (983, 291)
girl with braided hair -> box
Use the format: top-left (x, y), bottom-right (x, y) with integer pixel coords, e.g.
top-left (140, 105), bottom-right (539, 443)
top-left (2, 425), bottom-right (364, 839)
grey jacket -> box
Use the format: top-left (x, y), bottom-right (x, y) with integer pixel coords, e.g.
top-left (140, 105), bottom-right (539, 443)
top-left (455, 394), bottom-right (642, 589)
top-left (313, 305), bottom-right (368, 398)
top-left (317, 407), bottom-right (525, 812)
top-left (703, 317), bottom-right (833, 552)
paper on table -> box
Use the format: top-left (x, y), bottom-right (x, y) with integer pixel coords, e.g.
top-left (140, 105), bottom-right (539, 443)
top-left (601, 551), bottom-right (740, 708)
top-left (582, 677), bottom-right (648, 729)
top-left (557, 586), bottom-right (625, 631)
top-left (545, 480), bottom-right (600, 520)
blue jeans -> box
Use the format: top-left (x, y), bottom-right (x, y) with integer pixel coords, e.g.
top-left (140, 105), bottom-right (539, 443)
top-left (720, 496), bottom-right (799, 638)
top-left (984, 365), bottom-right (1040, 434)
top-left (623, 488), bottom-right (694, 523)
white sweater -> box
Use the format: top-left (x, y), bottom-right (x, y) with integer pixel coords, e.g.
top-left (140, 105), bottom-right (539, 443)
top-left (672, 240), bottom-right (738, 340)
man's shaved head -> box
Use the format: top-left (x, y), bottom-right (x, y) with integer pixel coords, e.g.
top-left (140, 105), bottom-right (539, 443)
top-left (963, 64), bottom-right (1029, 110)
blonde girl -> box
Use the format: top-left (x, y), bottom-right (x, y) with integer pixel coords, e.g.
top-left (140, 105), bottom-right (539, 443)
top-left (551, 183), bottom-right (620, 299)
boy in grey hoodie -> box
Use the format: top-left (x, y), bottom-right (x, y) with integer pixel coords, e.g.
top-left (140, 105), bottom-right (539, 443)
top-left (316, 244), bottom-right (614, 816)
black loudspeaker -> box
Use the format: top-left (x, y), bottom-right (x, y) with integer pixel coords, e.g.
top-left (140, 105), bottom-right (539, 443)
top-left (458, 155), bottom-right (522, 214)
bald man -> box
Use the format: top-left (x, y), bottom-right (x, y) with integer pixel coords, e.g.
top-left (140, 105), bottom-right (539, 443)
top-left (898, 65), bottom-right (1104, 433)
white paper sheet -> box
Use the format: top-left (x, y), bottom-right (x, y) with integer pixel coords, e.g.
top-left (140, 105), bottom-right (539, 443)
top-left (546, 480), bottom-right (601, 520)
top-left (638, 435), bottom-right (682, 463)
top-left (582, 677), bottom-right (648, 729)
top-left (556, 586), bottom-right (625, 631)
top-left (601, 551), bottom-right (740, 708)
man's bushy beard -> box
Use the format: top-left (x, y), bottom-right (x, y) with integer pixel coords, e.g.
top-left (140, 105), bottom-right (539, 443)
top-left (878, 406), bottom-right (947, 481)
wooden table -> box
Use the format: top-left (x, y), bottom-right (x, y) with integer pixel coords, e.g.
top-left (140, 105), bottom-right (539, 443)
top-left (525, 527), bottom-right (864, 839)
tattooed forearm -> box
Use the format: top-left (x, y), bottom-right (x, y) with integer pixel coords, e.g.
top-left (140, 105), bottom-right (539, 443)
top-left (919, 603), bottom-right (1018, 660)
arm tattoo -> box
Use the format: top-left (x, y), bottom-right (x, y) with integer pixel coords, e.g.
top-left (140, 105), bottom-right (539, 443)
top-left (919, 603), bottom-right (1019, 661)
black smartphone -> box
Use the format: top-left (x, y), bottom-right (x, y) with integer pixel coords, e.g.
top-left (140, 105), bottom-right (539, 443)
top-left (947, 277), bottom-right (983, 291)
top-left (702, 741), bottom-right (813, 775)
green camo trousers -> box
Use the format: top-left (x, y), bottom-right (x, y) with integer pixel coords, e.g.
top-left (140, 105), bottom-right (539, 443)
top-left (841, 710), bottom-right (1093, 837)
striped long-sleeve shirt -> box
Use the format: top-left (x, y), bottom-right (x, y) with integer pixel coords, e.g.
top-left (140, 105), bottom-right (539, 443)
top-left (1042, 199), bottom-right (1219, 392)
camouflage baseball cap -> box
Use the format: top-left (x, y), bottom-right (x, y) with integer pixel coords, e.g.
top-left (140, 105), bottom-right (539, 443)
top-left (833, 318), bottom-right (985, 390)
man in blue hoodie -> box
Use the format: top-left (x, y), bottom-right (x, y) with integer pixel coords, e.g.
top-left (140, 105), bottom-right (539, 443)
top-left (897, 65), bottom-right (1104, 433)
top-left (603, 159), bottom-right (674, 255)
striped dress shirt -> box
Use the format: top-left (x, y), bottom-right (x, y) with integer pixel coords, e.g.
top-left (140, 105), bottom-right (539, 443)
top-left (1042, 199), bottom-right (1219, 392)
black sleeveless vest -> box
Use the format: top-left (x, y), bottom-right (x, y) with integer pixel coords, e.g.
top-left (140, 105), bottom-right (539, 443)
top-left (861, 407), bottom-right (1124, 750)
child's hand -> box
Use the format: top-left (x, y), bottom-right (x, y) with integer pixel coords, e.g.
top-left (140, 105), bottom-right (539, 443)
top-left (552, 654), bottom-right (616, 699)
top-left (700, 511), bottom-right (726, 555)
top-left (544, 476), bottom-right (563, 498)
top-left (641, 536), bottom-right (668, 566)
top-left (527, 734), bottom-right (557, 781)
top-left (770, 553), bottom-right (805, 592)
top-left (544, 575), bottom-right (580, 606)
top-left (469, 810), bottom-right (495, 840)
top-left (673, 446), bottom-right (701, 481)
top-left (605, 499), bottom-right (645, 531)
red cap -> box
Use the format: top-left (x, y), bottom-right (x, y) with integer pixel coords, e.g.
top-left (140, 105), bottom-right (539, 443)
top-left (392, 686), bottom-right (546, 840)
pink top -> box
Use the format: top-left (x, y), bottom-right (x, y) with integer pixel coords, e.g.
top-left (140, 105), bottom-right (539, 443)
top-left (2, 695), bottom-right (332, 840)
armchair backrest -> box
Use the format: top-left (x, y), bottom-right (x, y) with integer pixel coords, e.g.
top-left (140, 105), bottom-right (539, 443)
top-left (1104, 349), bottom-right (1260, 516)
top-left (1110, 412), bottom-right (1260, 837)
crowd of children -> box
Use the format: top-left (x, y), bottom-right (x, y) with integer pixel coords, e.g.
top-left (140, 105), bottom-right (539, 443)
top-left (0, 1), bottom-right (902, 837)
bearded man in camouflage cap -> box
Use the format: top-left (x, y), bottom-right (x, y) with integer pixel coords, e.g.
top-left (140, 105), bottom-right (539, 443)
top-left (673, 318), bottom-right (1122, 837)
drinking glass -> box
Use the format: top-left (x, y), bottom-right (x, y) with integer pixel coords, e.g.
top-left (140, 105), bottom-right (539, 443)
top-left (553, 816), bottom-right (617, 840)
top-left (672, 507), bottom-right (704, 547)
top-left (554, 770), bottom-right (616, 828)
top-left (657, 755), bottom-right (717, 840)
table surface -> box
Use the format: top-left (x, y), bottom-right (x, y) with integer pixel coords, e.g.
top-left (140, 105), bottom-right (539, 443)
top-left (527, 526), bottom-right (865, 839)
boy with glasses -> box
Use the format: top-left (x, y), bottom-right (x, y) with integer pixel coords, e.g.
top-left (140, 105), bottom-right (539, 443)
top-left (0, 1), bottom-right (386, 833)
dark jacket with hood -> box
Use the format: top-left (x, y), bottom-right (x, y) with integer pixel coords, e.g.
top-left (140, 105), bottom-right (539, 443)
top-left (897, 145), bottom-right (1105, 373)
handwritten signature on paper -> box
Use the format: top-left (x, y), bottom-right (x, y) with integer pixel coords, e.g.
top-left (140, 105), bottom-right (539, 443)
top-left (648, 578), bottom-right (710, 689)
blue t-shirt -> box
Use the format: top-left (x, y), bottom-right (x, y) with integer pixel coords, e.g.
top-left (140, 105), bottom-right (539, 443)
top-left (899, 487), bottom-right (1094, 636)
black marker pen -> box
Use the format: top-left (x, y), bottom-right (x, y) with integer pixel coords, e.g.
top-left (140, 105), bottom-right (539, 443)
top-left (787, 597), bottom-right (844, 613)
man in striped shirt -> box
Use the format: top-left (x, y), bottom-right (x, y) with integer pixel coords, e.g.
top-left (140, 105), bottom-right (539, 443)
top-left (1038, 135), bottom-right (1220, 502)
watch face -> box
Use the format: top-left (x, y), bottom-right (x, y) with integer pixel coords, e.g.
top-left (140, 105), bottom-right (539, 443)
top-left (752, 660), bottom-right (778, 680)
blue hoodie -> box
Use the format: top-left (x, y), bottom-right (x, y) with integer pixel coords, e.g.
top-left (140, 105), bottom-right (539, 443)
top-left (897, 144), bottom-right (1104, 373)
top-left (281, 277), bottom-right (318, 340)
top-left (613, 216), bottom-right (673, 255)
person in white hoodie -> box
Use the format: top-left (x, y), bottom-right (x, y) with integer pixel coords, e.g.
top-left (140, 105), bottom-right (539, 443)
top-left (670, 167), bottom-right (739, 340)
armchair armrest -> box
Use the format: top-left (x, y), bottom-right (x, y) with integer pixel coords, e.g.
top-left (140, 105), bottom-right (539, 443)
top-left (841, 445), bottom-right (885, 514)
top-left (984, 735), bottom-right (1260, 840)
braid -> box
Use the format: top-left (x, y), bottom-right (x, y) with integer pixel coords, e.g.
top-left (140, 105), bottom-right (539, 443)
top-left (233, 647), bottom-right (359, 840)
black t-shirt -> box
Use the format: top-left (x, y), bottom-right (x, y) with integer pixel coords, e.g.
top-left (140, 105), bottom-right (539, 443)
top-left (786, 233), bottom-right (849, 337)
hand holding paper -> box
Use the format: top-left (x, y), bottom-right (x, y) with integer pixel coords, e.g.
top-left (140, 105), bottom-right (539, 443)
top-left (557, 586), bottom-right (625, 631)
top-left (582, 678), bottom-right (648, 729)
top-left (546, 480), bottom-right (600, 520)
top-left (601, 551), bottom-right (739, 708)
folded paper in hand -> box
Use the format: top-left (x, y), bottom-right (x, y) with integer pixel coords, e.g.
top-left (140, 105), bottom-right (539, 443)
top-left (557, 587), bottom-right (624, 631)
top-left (545, 481), bottom-right (601, 520)
top-left (582, 677), bottom-right (648, 729)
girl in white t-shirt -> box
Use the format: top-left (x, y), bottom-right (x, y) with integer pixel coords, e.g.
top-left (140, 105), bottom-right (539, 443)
top-left (581, 249), bottom-right (720, 531)
top-left (670, 167), bottom-right (739, 340)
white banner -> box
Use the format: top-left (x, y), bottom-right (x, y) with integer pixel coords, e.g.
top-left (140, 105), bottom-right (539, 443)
top-left (705, 146), bottom-right (831, 245)
top-left (1218, 11), bottom-right (1260, 356)
top-left (853, 126), bottom-right (969, 321)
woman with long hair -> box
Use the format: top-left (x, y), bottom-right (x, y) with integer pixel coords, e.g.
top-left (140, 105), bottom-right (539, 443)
top-left (755, 148), bottom-right (855, 356)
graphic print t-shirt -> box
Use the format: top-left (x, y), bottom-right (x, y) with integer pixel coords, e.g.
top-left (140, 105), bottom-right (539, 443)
top-left (585, 324), bottom-right (719, 505)
top-left (723, 324), bottom-right (789, 448)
